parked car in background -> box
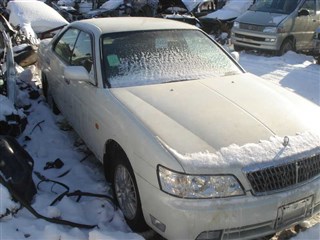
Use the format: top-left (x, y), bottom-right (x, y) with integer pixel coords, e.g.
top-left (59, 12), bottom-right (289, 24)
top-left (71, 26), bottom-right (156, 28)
top-left (199, 0), bottom-right (253, 34)
top-left (313, 26), bottom-right (320, 64)
top-left (231, 0), bottom-right (320, 55)
top-left (83, 0), bottom-right (160, 18)
top-left (38, 17), bottom-right (320, 240)
top-left (160, 0), bottom-right (217, 27)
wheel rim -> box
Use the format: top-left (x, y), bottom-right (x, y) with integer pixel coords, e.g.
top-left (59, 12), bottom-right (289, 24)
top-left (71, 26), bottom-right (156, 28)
top-left (282, 41), bottom-right (293, 54)
top-left (114, 165), bottom-right (138, 220)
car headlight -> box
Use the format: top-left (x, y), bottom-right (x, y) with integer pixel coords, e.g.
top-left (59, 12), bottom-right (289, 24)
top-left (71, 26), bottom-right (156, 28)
top-left (158, 165), bottom-right (244, 198)
top-left (233, 21), bottom-right (240, 29)
top-left (263, 27), bottom-right (277, 33)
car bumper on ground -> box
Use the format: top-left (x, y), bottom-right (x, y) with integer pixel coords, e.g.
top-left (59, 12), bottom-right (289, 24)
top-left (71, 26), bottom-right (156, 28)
top-left (137, 175), bottom-right (320, 240)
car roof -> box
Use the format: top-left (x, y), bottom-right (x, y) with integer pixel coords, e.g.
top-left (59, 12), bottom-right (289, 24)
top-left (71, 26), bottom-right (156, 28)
top-left (70, 17), bottom-right (199, 35)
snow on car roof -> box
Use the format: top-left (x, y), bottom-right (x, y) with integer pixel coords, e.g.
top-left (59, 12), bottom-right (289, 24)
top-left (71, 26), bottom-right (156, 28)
top-left (72, 17), bottom-right (199, 35)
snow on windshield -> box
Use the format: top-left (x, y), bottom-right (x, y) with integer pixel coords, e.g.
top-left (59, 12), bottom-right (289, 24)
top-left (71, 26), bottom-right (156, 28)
top-left (250, 0), bottom-right (300, 14)
top-left (102, 30), bottom-right (241, 88)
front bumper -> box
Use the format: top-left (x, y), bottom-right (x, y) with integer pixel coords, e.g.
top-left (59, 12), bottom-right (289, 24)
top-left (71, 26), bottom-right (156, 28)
top-left (231, 28), bottom-right (282, 51)
top-left (137, 175), bottom-right (320, 240)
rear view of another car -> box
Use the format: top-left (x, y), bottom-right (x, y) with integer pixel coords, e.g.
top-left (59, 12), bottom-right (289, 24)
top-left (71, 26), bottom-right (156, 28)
top-left (313, 26), bottom-right (320, 64)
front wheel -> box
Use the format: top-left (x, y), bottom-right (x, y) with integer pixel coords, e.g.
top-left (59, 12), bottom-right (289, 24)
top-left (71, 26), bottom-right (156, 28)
top-left (278, 39), bottom-right (294, 56)
top-left (43, 77), bottom-right (60, 115)
top-left (112, 153), bottom-right (148, 232)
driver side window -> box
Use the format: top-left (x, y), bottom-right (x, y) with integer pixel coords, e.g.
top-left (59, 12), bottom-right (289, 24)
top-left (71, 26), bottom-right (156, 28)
top-left (71, 31), bottom-right (93, 73)
top-left (54, 28), bottom-right (79, 63)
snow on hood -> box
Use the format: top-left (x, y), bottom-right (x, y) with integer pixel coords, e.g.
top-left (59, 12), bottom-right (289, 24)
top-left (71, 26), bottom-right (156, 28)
top-left (237, 10), bottom-right (287, 26)
top-left (57, 0), bottom-right (75, 6)
top-left (112, 72), bottom-right (320, 156)
top-left (166, 131), bottom-right (320, 172)
top-left (7, 1), bottom-right (68, 33)
top-left (203, 0), bottom-right (253, 20)
top-left (182, 0), bottom-right (207, 11)
top-left (100, 0), bottom-right (123, 11)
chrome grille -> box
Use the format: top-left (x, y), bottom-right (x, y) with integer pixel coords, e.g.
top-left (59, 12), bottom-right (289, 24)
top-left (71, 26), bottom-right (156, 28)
top-left (235, 33), bottom-right (265, 42)
top-left (247, 154), bottom-right (320, 195)
top-left (239, 23), bottom-right (264, 32)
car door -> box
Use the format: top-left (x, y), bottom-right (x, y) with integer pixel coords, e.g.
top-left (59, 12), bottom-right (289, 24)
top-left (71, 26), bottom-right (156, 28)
top-left (294, 0), bottom-right (320, 50)
top-left (49, 28), bottom-right (80, 115)
top-left (65, 30), bottom-right (102, 152)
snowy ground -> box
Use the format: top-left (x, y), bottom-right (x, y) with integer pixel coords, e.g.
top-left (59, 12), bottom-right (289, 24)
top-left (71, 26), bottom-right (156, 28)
top-left (0, 50), bottom-right (319, 240)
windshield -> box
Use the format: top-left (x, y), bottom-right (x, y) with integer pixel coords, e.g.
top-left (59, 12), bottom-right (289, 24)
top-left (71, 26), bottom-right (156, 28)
top-left (102, 30), bottom-right (242, 88)
top-left (250, 0), bottom-right (300, 14)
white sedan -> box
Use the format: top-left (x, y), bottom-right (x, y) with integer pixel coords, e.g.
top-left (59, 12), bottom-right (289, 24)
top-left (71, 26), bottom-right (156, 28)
top-left (38, 17), bottom-right (320, 240)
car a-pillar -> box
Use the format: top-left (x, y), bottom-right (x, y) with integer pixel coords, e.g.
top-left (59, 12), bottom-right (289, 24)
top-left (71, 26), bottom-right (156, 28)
top-left (103, 140), bottom-right (149, 232)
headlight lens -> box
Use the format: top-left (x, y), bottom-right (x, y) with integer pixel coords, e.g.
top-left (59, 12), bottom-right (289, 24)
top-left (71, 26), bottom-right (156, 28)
top-left (158, 166), bottom-right (244, 198)
top-left (263, 27), bottom-right (277, 33)
top-left (233, 21), bottom-right (240, 28)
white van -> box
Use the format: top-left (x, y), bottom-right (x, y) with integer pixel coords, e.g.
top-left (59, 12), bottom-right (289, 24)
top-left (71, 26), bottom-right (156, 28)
top-left (231, 0), bottom-right (320, 55)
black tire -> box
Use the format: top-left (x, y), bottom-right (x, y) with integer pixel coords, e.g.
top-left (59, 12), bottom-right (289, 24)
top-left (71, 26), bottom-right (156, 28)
top-left (41, 72), bottom-right (48, 99)
top-left (278, 39), bottom-right (294, 56)
top-left (42, 75), bottom-right (60, 115)
top-left (111, 149), bottom-right (148, 232)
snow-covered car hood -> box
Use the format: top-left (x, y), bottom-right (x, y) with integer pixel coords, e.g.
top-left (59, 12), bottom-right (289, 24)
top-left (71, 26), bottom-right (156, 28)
top-left (100, 0), bottom-right (123, 11)
top-left (236, 10), bottom-right (288, 26)
top-left (201, 0), bottom-right (253, 20)
top-left (7, 1), bottom-right (68, 33)
top-left (182, 0), bottom-right (208, 12)
top-left (111, 73), bottom-right (320, 159)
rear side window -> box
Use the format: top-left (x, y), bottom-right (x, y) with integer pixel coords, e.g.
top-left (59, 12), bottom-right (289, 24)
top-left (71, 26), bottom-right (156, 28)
top-left (54, 28), bottom-right (80, 63)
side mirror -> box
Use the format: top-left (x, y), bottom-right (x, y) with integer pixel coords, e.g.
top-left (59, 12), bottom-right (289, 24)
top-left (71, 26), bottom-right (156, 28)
top-left (64, 66), bottom-right (91, 83)
top-left (298, 9), bottom-right (310, 17)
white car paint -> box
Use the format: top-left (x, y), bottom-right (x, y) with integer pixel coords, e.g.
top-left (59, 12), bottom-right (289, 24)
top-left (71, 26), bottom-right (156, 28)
top-left (38, 17), bottom-right (320, 240)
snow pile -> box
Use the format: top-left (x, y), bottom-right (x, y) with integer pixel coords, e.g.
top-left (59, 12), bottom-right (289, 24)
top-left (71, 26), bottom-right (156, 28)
top-left (0, 94), bottom-right (23, 120)
top-left (169, 131), bottom-right (320, 170)
top-left (291, 224), bottom-right (320, 239)
top-left (0, 184), bottom-right (20, 218)
top-left (0, 66), bottom-right (144, 240)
